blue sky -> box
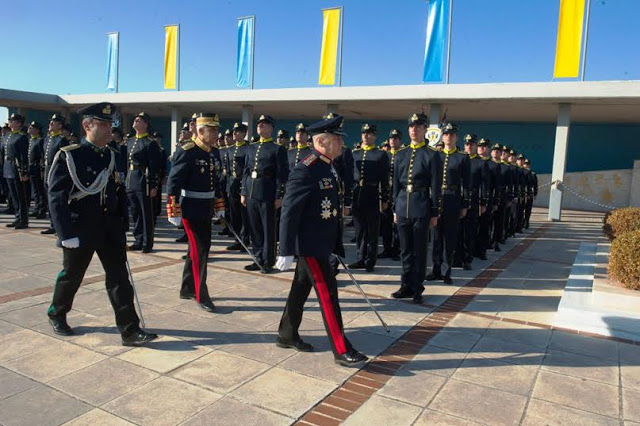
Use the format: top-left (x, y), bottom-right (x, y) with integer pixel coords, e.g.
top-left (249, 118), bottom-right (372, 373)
top-left (0, 0), bottom-right (639, 97)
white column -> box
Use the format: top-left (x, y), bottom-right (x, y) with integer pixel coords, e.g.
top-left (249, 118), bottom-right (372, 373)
top-left (170, 107), bottom-right (179, 155)
top-left (548, 103), bottom-right (571, 222)
top-left (429, 103), bottom-right (442, 127)
top-left (241, 104), bottom-right (254, 140)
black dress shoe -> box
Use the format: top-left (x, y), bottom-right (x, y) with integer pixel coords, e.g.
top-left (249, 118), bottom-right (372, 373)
top-left (179, 292), bottom-right (196, 300)
top-left (181, 254), bottom-right (188, 259)
top-left (128, 244), bottom-right (142, 251)
top-left (334, 350), bottom-right (368, 367)
top-left (413, 293), bottom-right (424, 304)
top-left (175, 234), bottom-right (188, 243)
top-left (391, 286), bottom-right (413, 299)
top-left (5, 222), bottom-right (16, 228)
top-left (348, 261), bottom-right (366, 269)
top-left (198, 300), bottom-right (216, 312)
top-left (14, 223), bottom-right (28, 229)
top-left (35, 213), bottom-right (47, 219)
top-left (365, 266), bottom-right (374, 273)
top-left (141, 247), bottom-right (153, 253)
top-left (276, 337), bottom-right (314, 352)
top-left (244, 262), bottom-right (261, 271)
top-left (122, 330), bottom-right (159, 347)
top-left (443, 276), bottom-right (453, 285)
top-left (49, 317), bottom-right (74, 336)
top-left (378, 251), bottom-right (392, 259)
top-left (494, 245), bottom-right (502, 252)
top-left (40, 227), bottom-right (56, 235)
top-left (463, 263), bottom-right (472, 271)
top-left (425, 272), bottom-right (442, 281)
top-left (226, 242), bottom-right (243, 251)
top-left (261, 266), bottom-right (273, 274)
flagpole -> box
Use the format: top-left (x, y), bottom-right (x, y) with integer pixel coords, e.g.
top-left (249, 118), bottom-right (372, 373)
top-left (445, 0), bottom-right (453, 84)
top-left (251, 16), bottom-right (256, 89)
top-left (177, 24), bottom-right (181, 91)
top-left (338, 6), bottom-right (344, 87)
top-left (115, 32), bottom-right (120, 93)
top-left (580, 0), bottom-right (591, 81)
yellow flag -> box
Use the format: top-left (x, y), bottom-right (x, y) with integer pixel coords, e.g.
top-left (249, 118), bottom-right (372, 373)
top-left (318, 8), bottom-right (341, 86)
top-left (553, 0), bottom-right (586, 78)
top-left (164, 25), bottom-right (179, 89)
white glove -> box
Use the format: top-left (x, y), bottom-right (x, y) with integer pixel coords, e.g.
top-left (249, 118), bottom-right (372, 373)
top-left (216, 210), bottom-right (225, 219)
top-left (168, 217), bottom-right (182, 226)
top-left (275, 255), bottom-right (294, 271)
top-left (61, 237), bottom-right (80, 249)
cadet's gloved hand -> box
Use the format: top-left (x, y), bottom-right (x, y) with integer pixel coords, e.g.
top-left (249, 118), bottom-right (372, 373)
top-left (216, 210), bottom-right (225, 219)
top-left (61, 237), bottom-right (80, 249)
top-left (168, 217), bottom-right (182, 226)
top-left (275, 255), bottom-right (294, 271)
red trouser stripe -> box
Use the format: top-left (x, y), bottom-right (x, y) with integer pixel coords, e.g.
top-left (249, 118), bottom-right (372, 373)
top-left (305, 257), bottom-right (347, 355)
top-left (182, 219), bottom-right (201, 302)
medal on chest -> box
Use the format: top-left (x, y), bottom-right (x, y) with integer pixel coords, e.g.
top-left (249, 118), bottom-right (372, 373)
top-left (320, 197), bottom-right (338, 220)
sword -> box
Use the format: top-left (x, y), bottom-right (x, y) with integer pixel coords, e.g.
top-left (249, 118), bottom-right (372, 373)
top-left (218, 215), bottom-right (266, 274)
top-left (333, 254), bottom-right (390, 333)
top-left (125, 259), bottom-right (145, 329)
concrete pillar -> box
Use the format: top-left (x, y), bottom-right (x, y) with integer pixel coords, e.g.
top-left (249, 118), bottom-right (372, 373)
top-left (630, 160), bottom-right (640, 207)
top-left (170, 107), bottom-right (179, 155)
top-left (429, 103), bottom-right (442, 127)
top-left (242, 104), bottom-right (254, 140)
top-left (548, 103), bottom-right (571, 222)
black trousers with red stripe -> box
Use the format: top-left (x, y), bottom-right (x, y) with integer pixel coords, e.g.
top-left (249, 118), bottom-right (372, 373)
top-left (279, 256), bottom-right (352, 357)
top-left (181, 218), bottom-right (212, 303)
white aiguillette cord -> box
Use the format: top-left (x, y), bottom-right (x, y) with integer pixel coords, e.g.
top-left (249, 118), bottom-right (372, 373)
top-left (49, 148), bottom-right (116, 203)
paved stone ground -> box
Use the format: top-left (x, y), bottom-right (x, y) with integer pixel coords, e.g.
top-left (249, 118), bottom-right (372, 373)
top-left (1, 207), bottom-right (639, 426)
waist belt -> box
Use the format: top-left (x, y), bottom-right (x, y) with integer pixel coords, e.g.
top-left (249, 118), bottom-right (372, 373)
top-left (358, 180), bottom-right (378, 188)
top-left (129, 164), bottom-right (146, 171)
top-left (442, 184), bottom-right (459, 191)
top-left (405, 184), bottom-right (428, 193)
top-left (181, 189), bottom-right (215, 199)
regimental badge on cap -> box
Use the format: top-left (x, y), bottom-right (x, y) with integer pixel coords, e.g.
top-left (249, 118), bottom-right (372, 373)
top-left (426, 127), bottom-right (442, 147)
top-left (295, 123), bottom-right (307, 132)
top-left (441, 122), bottom-right (458, 134)
top-left (492, 143), bottom-right (502, 150)
top-left (103, 105), bottom-right (112, 115)
top-left (464, 133), bottom-right (478, 144)
top-left (324, 112), bottom-right (335, 119)
top-left (411, 114), bottom-right (418, 122)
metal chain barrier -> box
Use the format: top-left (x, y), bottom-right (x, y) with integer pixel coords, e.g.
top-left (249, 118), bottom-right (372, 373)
top-left (554, 180), bottom-right (617, 210)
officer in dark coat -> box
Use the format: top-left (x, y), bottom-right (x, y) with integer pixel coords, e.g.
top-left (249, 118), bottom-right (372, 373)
top-left (27, 121), bottom-right (46, 219)
top-left (380, 128), bottom-right (403, 260)
top-left (523, 158), bottom-right (537, 228)
top-left (287, 123), bottom-right (312, 170)
top-left (276, 129), bottom-right (289, 147)
top-left (391, 114), bottom-right (442, 303)
top-left (240, 114), bottom-right (289, 273)
top-left (46, 102), bottom-right (157, 346)
top-left (349, 123), bottom-right (390, 272)
top-left (492, 144), bottom-right (513, 250)
top-left (41, 114), bottom-right (70, 234)
top-left (166, 114), bottom-right (226, 313)
top-left (454, 134), bottom-right (489, 269)
top-left (275, 114), bottom-right (368, 367)
top-left (3, 113), bottom-right (30, 229)
top-left (0, 124), bottom-right (10, 207)
top-left (225, 122), bottom-right (251, 251)
top-left (126, 112), bottom-right (161, 253)
top-left (151, 131), bottom-right (168, 223)
top-left (477, 138), bottom-right (501, 258)
top-left (427, 122), bottom-right (470, 285)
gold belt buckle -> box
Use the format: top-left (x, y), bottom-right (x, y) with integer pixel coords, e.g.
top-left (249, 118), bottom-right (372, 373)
top-left (130, 164), bottom-right (134, 170)
top-left (359, 179), bottom-right (364, 186)
top-left (407, 184), bottom-right (413, 193)
top-left (251, 171), bottom-right (258, 179)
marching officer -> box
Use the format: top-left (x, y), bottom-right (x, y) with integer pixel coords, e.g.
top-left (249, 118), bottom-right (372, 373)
top-left (454, 134), bottom-right (489, 269)
top-left (523, 158), bottom-right (537, 228)
top-left (379, 129), bottom-right (403, 260)
top-left (126, 112), bottom-right (161, 253)
top-left (287, 123), bottom-right (311, 169)
top-left (27, 121), bottom-right (46, 219)
top-left (240, 114), bottom-right (289, 273)
top-left (275, 114), bottom-right (368, 367)
top-left (166, 114), bottom-right (226, 312)
top-left (4, 113), bottom-right (30, 229)
top-left (46, 102), bottom-right (157, 346)
top-left (42, 114), bottom-right (70, 234)
top-left (477, 138), bottom-right (501, 259)
top-left (225, 122), bottom-right (251, 251)
top-left (427, 122), bottom-right (470, 285)
top-left (349, 123), bottom-right (390, 272)
top-left (391, 113), bottom-right (442, 303)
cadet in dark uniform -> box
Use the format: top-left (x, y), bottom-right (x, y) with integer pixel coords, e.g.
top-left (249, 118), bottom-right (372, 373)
top-left (454, 134), bottom-right (489, 269)
top-left (126, 112), bottom-right (160, 253)
top-left (477, 138), bottom-right (500, 259)
top-left (42, 114), bottom-right (70, 234)
top-left (427, 123), bottom-right (470, 284)
top-left (179, 122), bottom-right (192, 145)
top-left (391, 114), bottom-right (442, 303)
top-left (220, 128), bottom-right (234, 234)
top-left (492, 144), bottom-right (513, 250)
top-left (151, 131), bottom-right (168, 223)
top-left (46, 102), bottom-right (157, 346)
top-left (380, 129), bottom-right (403, 260)
top-left (349, 123), bottom-right (390, 272)
top-left (0, 124), bottom-right (10, 207)
top-left (275, 114), bottom-right (368, 367)
top-left (240, 115), bottom-right (289, 273)
top-left (276, 129), bottom-right (289, 147)
top-left (4, 114), bottom-right (30, 229)
top-left (167, 114), bottom-right (226, 312)
top-left (109, 127), bottom-right (128, 184)
top-left (287, 123), bottom-right (311, 169)
top-left (504, 147), bottom-right (518, 238)
top-left (523, 158), bottom-right (537, 229)
top-left (226, 122), bottom-right (251, 251)
top-left (27, 121), bottom-right (46, 219)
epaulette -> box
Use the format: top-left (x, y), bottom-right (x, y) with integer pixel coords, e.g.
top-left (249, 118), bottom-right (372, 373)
top-left (61, 144), bottom-right (81, 152)
top-left (181, 142), bottom-right (195, 151)
top-left (301, 153), bottom-right (318, 167)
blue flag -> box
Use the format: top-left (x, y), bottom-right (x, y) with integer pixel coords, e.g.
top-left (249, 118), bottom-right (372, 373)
top-left (106, 33), bottom-right (119, 91)
top-left (237, 17), bottom-right (255, 89)
top-left (422, 0), bottom-right (450, 83)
